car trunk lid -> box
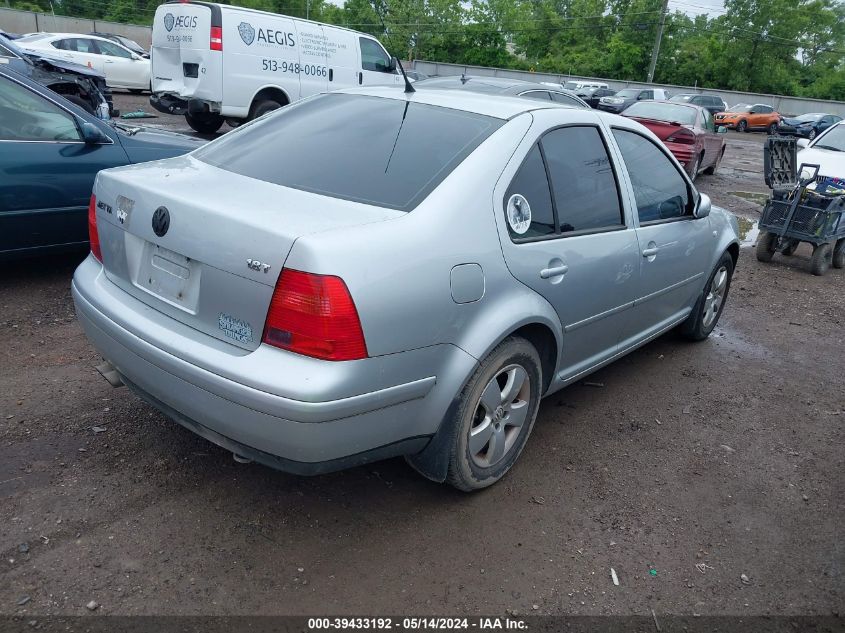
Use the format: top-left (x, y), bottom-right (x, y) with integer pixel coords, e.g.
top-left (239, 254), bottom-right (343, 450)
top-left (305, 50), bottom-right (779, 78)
top-left (93, 155), bottom-right (403, 351)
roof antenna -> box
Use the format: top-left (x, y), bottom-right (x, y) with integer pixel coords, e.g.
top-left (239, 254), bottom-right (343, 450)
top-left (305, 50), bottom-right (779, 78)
top-left (393, 57), bottom-right (415, 94)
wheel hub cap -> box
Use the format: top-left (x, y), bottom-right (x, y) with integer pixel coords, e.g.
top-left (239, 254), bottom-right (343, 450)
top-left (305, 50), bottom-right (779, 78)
top-left (702, 265), bottom-right (728, 329)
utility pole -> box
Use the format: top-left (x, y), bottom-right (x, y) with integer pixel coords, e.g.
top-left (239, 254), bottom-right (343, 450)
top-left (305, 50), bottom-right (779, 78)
top-left (646, 0), bottom-right (670, 83)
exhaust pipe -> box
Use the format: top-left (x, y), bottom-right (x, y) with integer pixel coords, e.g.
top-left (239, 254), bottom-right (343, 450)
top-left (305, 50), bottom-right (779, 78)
top-left (95, 361), bottom-right (124, 388)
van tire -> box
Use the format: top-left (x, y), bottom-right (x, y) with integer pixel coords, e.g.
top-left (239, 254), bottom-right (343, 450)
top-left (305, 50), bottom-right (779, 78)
top-left (185, 112), bottom-right (224, 134)
top-left (249, 99), bottom-right (283, 121)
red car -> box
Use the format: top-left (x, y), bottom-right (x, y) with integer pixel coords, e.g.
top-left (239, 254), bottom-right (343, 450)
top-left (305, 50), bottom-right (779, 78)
top-left (621, 100), bottom-right (727, 181)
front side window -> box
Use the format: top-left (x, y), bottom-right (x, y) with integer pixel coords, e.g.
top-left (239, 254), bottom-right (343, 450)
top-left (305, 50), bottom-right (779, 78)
top-left (195, 94), bottom-right (502, 211)
top-left (613, 129), bottom-right (693, 223)
top-left (97, 40), bottom-right (132, 58)
top-left (359, 38), bottom-right (391, 72)
top-left (0, 75), bottom-right (81, 142)
top-left (504, 145), bottom-right (555, 239)
top-left (541, 126), bottom-right (623, 233)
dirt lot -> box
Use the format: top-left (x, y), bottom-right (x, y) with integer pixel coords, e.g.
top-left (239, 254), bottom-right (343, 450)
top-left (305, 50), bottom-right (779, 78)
top-left (0, 91), bottom-right (842, 619)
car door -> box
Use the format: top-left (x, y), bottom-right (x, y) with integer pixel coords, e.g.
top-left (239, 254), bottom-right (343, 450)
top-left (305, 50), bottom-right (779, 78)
top-left (610, 127), bottom-right (713, 347)
top-left (61, 38), bottom-right (104, 74)
top-left (496, 122), bottom-right (641, 380)
top-left (0, 73), bottom-right (128, 255)
top-left (700, 108), bottom-right (721, 168)
top-left (95, 39), bottom-right (143, 89)
top-left (357, 36), bottom-right (400, 87)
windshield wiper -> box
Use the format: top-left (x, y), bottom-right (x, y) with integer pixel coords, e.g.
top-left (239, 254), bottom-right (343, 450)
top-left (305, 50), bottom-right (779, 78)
top-left (813, 144), bottom-right (842, 152)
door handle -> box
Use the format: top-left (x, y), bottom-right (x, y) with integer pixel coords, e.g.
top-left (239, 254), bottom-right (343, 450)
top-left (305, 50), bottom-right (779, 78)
top-left (328, 68), bottom-right (333, 82)
top-left (540, 265), bottom-right (568, 279)
top-left (358, 71), bottom-right (362, 85)
top-left (642, 247), bottom-right (659, 257)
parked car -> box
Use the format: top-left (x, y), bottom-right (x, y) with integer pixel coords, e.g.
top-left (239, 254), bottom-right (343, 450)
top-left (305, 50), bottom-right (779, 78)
top-left (415, 75), bottom-right (589, 108)
top-left (778, 112), bottom-right (842, 141)
top-left (0, 66), bottom-right (204, 259)
top-left (563, 80), bottom-right (608, 91)
top-left (15, 32), bottom-right (150, 92)
top-left (0, 32), bottom-right (114, 116)
top-left (89, 32), bottom-right (149, 58)
top-left (0, 29), bottom-right (22, 40)
top-left (150, 1), bottom-right (403, 133)
top-left (597, 87), bottom-right (669, 114)
top-left (669, 93), bottom-right (727, 115)
top-left (715, 103), bottom-right (780, 133)
top-left (578, 86), bottom-right (616, 109)
top-left (404, 70), bottom-right (428, 82)
top-left (796, 121), bottom-right (845, 180)
top-left (73, 86), bottom-right (739, 491)
top-left (622, 100), bottom-right (727, 181)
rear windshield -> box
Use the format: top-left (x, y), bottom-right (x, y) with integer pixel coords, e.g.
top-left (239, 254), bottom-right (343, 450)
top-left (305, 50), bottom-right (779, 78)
top-left (625, 101), bottom-right (697, 125)
top-left (195, 94), bottom-right (502, 211)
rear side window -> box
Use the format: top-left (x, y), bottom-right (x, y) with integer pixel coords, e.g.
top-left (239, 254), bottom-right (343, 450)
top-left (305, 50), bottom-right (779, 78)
top-left (613, 129), bottom-right (693, 223)
top-left (541, 127), bottom-right (623, 233)
top-left (521, 90), bottom-right (552, 101)
top-left (97, 40), bottom-right (132, 58)
top-left (504, 145), bottom-right (555, 239)
top-left (195, 94), bottom-right (503, 211)
top-left (552, 92), bottom-right (585, 107)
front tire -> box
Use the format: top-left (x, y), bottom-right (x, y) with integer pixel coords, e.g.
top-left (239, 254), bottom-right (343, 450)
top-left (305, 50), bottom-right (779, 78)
top-left (756, 230), bottom-right (777, 262)
top-left (446, 337), bottom-right (542, 492)
top-left (833, 239), bottom-right (845, 269)
top-left (185, 112), bottom-right (224, 134)
top-left (808, 129), bottom-right (817, 140)
top-left (737, 119), bottom-right (748, 133)
top-left (810, 243), bottom-right (832, 276)
top-left (768, 122), bottom-right (778, 135)
top-left (680, 252), bottom-right (734, 341)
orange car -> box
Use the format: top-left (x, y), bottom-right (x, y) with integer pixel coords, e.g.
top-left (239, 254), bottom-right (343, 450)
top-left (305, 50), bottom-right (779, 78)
top-left (715, 103), bottom-right (780, 133)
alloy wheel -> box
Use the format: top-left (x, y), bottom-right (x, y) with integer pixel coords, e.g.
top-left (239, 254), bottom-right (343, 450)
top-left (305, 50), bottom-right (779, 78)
top-left (468, 365), bottom-right (531, 468)
top-left (702, 266), bottom-right (728, 328)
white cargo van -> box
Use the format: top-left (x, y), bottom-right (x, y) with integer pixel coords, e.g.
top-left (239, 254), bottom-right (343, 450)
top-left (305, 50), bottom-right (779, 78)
top-left (150, 1), bottom-right (403, 132)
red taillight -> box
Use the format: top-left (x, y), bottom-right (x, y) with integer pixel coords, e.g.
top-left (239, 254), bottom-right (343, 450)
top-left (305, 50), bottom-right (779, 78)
top-left (210, 26), bottom-right (222, 51)
top-left (666, 128), bottom-right (696, 145)
top-left (262, 269), bottom-right (368, 361)
top-left (88, 194), bottom-right (102, 262)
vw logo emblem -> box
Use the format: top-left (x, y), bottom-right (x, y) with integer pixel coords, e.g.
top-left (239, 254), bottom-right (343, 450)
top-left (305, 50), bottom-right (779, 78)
top-left (152, 206), bottom-right (170, 237)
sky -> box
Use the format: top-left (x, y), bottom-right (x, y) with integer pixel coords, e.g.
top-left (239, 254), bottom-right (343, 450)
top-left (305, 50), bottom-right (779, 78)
top-left (322, 0), bottom-right (728, 16)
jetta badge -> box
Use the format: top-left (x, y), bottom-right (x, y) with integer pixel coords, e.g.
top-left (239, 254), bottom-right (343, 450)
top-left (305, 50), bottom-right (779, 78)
top-left (152, 206), bottom-right (170, 237)
top-left (246, 259), bottom-right (271, 273)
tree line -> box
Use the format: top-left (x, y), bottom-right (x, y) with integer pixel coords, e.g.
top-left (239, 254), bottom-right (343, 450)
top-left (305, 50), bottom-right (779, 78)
top-left (12, 0), bottom-right (845, 100)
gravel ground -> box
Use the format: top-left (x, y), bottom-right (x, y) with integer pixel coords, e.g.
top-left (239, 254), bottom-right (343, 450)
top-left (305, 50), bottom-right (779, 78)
top-left (0, 92), bottom-right (842, 618)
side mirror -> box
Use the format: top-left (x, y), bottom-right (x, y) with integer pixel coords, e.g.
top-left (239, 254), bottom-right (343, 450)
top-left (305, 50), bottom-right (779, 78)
top-left (694, 193), bottom-right (712, 219)
top-left (388, 56), bottom-right (398, 73)
top-left (717, 125), bottom-right (727, 134)
top-left (796, 138), bottom-right (810, 149)
top-left (80, 122), bottom-right (110, 145)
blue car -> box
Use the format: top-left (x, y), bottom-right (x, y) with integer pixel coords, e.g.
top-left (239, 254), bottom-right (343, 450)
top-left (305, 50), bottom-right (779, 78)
top-left (778, 112), bottom-right (843, 141)
top-left (0, 65), bottom-right (205, 259)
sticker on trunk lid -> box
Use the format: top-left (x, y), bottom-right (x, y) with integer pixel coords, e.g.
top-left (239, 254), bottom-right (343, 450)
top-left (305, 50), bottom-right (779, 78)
top-left (218, 312), bottom-right (253, 344)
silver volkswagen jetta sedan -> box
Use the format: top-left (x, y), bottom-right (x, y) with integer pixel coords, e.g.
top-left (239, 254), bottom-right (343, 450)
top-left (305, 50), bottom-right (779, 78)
top-left (73, 86), bottom-right (739, 491)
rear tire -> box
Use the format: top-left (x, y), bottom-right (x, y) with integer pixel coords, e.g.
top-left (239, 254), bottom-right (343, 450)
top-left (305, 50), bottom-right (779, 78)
top-left (833, 239), bottom-right (845, 269)
top-left (756, 230), bottom-right (777, 262)
top-left (810, 243), bottom-right (832, 276)
top-left (689, 153), bottom-right (702, 181)
top-left (680, 251), bottom-right (734, 341)
top-left (704, 146), bottom-right (725, 175)
top-left (185, 112), bottom-right (224, 134)
top-left (445, 337), bottom-right (542, 492)
top-left (249, 98), bottom-right (283, 121)
top-left (737, 119), bottom-right (748, 133)
top-left (767, 122), bottom-right (778, 135)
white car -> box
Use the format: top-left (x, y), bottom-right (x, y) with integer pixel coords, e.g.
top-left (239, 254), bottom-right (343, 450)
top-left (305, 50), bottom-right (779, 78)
top-left (797, 121), bottom-right (845, 180)
top-left (15, 32), bottom-right (150, 91)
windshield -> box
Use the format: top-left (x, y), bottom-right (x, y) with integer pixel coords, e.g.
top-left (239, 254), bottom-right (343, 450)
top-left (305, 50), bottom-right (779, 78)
top-left (615, 89), bottom-right (639, 98)
top-left (796, 113), bottom-right (824, 122)
top-left (811, 124), bottom-right (845, 151)
top-left (624, 101), bottom-right (697, 125)
top-left (563, 82), bottom-right (579, 90)
top-left (195, 94), bottom-right (503, 211)
top-left (728, 104), bottom-right (753, 113)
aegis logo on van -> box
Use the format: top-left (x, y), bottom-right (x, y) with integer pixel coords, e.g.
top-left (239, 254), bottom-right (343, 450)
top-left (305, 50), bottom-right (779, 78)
top-left (237, 21), bottom-right (295, 47)
top-left (163, 13), bottom-right (198, 32)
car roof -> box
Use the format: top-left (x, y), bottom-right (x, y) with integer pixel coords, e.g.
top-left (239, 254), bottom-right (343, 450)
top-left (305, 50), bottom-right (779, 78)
top-left (337, 85), bottom-right (577, 119)
top-left (415, 75), bottom-right (548, 92)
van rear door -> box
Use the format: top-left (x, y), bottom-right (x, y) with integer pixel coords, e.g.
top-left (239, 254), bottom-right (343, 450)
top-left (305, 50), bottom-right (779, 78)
top-left (151, 2), bottom-right (222, 104)
top-left (326, 27), bottom-right (360, 90)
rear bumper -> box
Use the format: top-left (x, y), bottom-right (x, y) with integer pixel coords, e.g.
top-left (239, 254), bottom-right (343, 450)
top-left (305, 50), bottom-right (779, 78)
top-left (72, 256), bottom-right (478, 472)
